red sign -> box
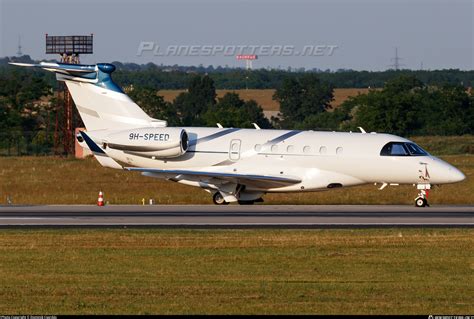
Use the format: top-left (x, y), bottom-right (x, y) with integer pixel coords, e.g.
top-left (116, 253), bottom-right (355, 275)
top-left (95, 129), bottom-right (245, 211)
top-left (236, 55), bottom-right (257, 60)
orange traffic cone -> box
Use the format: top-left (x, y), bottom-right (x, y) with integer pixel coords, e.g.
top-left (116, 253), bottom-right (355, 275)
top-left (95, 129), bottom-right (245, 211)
top-left (97, 191), bottom-right (104, 206)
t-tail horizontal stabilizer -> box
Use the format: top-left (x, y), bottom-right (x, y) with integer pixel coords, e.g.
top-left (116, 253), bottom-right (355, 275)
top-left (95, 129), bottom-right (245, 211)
top-left (79, 131), bottom-right (123, 170)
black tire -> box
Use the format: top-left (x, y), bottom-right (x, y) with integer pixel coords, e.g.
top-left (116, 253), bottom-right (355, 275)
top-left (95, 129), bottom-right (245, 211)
top-left (415, 197), bottom-right (426, 207)
top-left (213, 192), bottom-right (227, 205)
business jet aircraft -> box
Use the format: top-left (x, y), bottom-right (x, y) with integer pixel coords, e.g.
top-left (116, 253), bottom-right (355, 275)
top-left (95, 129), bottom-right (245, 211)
top-left (11, 62), bottom-right (466, 207)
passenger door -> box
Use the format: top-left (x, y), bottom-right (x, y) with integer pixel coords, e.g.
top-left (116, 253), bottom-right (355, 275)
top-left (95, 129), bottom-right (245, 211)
top-left (229, 139), bottom-right (241, 161)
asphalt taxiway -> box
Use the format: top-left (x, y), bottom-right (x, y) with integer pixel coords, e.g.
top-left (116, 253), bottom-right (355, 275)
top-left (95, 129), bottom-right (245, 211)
top-left (0, 205), bottom-right (472, 228)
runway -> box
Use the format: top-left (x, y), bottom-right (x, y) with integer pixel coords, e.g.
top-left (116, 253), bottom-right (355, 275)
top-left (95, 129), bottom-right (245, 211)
top-left (0, 205), bottom-right (472, 228)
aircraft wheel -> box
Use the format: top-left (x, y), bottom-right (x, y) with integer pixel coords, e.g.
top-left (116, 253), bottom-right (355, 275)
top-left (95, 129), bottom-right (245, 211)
top-left (213, 192), bottom-right (228, 205)
top-left (415, 197), bottom-right (426, 207)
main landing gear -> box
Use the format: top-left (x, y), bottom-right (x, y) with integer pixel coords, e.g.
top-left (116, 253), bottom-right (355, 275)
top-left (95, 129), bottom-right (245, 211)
top-left (414, 184), bottom-right (431, 207)
top-left (212, 192), bottom-right (263, 205)
top-left (213, 192), bottom-right (229, 205)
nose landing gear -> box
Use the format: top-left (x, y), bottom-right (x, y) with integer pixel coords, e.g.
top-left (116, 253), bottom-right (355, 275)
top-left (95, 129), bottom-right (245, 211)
top-left (415, 195), bottom-right (428, 207)
top-left (414, 184), bottom-right (431, 207)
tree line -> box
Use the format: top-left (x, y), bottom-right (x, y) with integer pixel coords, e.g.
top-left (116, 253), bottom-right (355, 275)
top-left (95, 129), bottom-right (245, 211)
top-left (2, 55), bottom-right (473, 89)
top-left (127, 76), bottom-right (271, 129)
top-left (113, 67), bottom-right (473, 90)
top-left (274, 74), bottom-right (474, 136)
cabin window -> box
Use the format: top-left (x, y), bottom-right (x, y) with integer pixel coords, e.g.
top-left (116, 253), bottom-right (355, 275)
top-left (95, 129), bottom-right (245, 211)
top-left (319, 146), bottom-right (327, 154)
top-left (287, 145), bottom-right (294, 153)
top-left (255, 144), bottom-right (262, 152)
top-left (303, 146), bottom-right (311, 154)
top-left (336, 147), bottom-right (343, 155)
top-left (380, 142), bottom-right (427, 156)
top-left (271, 145), bottom-right (278, 152)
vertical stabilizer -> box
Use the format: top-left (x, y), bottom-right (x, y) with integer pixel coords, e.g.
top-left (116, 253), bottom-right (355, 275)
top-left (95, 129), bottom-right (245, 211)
top-left (9, 62), bottom-right (167, 131)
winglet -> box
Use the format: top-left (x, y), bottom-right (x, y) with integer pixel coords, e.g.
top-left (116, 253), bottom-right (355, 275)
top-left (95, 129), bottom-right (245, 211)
top-left (79, 131), bottom-right (123, 169)
top-left (8, 62), bottom-right (36, 67)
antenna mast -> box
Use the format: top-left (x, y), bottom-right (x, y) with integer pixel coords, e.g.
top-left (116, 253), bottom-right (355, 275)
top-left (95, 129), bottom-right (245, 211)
top-left (16, 35), bottom-right (22, 56)
top-left (46, 34), bottom-right (93, 155)
top-left (389, 47), bottom-right (404, 70)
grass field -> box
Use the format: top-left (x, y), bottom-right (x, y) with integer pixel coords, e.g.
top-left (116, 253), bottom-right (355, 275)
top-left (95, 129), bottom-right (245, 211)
top-left (159, 88), bottom-right (371, 111)
top-left (0, 228), bottom-right (472, 314)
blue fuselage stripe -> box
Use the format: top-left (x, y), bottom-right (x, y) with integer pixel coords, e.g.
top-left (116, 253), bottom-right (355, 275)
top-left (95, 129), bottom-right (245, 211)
top-left (264, 130), bottom-right (302, 146)
top-left (188, 128), bottom-right (241, 147)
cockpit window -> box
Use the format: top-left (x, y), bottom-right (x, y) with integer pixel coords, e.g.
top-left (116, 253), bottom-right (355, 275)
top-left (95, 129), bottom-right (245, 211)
top-left (380, 142), bottom-right (408, 156)
top-left (380, 142), bottom-right (428, 156)
top-left (405, 143), bottom-right (428, 155)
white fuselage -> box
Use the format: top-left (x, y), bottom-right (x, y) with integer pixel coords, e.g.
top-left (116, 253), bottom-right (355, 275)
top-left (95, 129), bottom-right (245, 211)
top-left (96, 127), bottom-right (465, 193)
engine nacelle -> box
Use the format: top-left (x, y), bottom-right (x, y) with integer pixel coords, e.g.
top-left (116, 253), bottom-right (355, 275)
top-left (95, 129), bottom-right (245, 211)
top-left (104, 127), bottom-right (188, 158)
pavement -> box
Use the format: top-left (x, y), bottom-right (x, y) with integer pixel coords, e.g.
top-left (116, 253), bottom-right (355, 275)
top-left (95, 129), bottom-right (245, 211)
top-left (0, 205), bottom-right (472, 228)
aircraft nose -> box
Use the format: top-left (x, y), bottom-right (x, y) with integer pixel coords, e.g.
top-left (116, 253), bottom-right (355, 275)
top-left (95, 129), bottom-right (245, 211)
top-left (449, 166), bottom-right (466, 183)
top-left (432, 158), bottom-right (466, 184)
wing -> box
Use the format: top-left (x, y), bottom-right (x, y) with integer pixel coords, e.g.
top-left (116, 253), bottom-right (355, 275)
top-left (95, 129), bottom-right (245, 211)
top-left (126, 167), bottom-right (301, 189)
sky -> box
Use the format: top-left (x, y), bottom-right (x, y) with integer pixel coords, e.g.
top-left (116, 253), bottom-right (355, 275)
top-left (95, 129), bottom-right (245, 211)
top-left (0, 0), bottom-right (472, 71)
